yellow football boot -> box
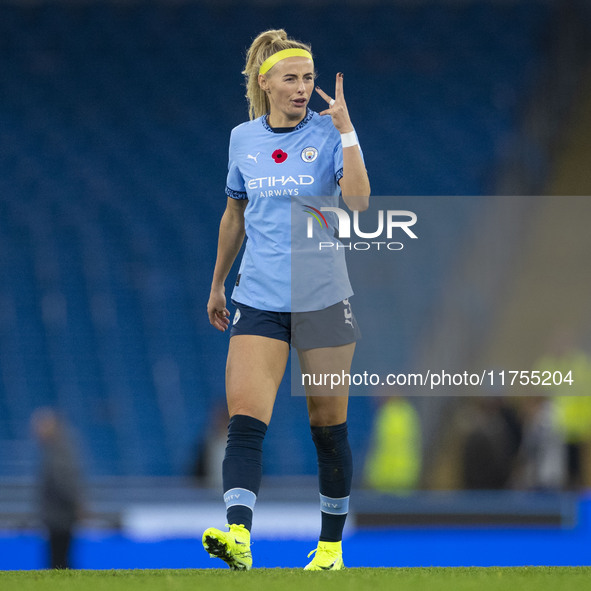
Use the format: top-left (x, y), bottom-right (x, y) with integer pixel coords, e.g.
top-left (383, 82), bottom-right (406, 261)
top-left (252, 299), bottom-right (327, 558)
top-left (202, 524), bottom-right (252, 570)
top-left (304, 540), bottom-right (345, 571)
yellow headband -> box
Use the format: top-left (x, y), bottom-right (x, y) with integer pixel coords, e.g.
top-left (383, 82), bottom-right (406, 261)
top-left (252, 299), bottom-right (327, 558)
top-left (259, 48), bottom-right (313, 75)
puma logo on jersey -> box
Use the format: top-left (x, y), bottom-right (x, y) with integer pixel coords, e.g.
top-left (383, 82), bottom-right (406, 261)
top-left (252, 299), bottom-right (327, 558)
top-left (343, 299), bottom-right (354, 327)
top-left (247, 152), bottom-right (260, 164)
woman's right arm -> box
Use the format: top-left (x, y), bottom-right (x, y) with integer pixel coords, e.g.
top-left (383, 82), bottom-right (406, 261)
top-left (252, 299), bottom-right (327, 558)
top-left (207, 197), bottom-right (248, 331)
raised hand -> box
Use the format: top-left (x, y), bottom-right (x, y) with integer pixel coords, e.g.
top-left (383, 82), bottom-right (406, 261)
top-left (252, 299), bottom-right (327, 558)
top-left (315, 73), bottom-right (354, 134)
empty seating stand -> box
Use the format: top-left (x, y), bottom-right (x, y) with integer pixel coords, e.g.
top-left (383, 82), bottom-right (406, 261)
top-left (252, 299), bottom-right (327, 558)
top-left (0, 1), bottom-right (550, 477)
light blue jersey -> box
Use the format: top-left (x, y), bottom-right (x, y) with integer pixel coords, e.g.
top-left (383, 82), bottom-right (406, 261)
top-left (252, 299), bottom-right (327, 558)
top-left (226, 109), bottom-right (355, 312)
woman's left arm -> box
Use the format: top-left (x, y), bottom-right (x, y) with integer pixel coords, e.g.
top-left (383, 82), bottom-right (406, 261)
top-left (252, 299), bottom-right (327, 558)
top-left (316, 73), bottom-right (371, 211)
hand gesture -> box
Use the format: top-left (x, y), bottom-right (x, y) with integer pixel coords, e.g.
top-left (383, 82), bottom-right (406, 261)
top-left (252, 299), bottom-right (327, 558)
top-left (207, 287), bottom-right (230, 332)
top-left (315, 73), bottom-right (354, 134)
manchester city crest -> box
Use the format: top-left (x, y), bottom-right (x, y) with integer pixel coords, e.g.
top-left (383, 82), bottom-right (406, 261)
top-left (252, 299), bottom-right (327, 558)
top-left (301, 147), bottom-right (318, 163)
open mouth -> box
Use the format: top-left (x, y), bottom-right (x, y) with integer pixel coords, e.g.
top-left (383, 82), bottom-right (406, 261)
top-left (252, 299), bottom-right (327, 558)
top-left (292, 98), bottom-right (307, 107)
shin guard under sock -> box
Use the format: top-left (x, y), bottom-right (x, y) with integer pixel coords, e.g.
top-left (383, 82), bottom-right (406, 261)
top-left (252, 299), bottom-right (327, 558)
top-left (311, 422), bottom-right (353, 542)
top-left (222, 414), bottom-right (267, 531)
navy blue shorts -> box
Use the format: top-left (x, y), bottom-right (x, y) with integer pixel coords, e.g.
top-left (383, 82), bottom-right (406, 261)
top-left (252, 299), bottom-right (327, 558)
top-left (229, 299), bottom-right (361, 350)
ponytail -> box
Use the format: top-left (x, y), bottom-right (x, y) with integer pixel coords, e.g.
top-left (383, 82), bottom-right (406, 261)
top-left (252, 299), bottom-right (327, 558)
top-left (242, 29), bottom-right (313, 120)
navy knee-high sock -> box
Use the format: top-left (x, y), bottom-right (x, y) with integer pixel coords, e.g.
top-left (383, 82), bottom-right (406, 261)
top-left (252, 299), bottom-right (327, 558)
top-left (222, 414), bottom-right (267, 532)
top-left (311, 422), bottom-right (353, 542)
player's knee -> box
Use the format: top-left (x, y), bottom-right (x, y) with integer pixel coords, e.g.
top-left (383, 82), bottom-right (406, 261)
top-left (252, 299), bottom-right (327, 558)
top-left (308, 400), bottom-right (347, 426)
top-left (229, 405), bottom-right (273, 426)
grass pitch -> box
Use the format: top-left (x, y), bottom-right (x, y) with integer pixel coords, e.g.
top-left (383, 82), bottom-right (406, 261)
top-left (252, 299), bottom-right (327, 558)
top-left (1, 567), bottom-right (590, 591)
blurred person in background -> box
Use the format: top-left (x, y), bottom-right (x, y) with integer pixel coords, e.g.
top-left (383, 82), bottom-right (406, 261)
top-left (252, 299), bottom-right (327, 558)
top-left (461, 397), bottom-right (522, 490)
top-left (191, 404), bottom-right (228, 489)
top-left (533, 328), bottom-right (591, 489)
top-left (363, 396), bottom-right (421, 493)
top-left (511, 397), bottom-right (566, 491)
top-left (31, 408), bottom-right (84, 569)
top-left (203, 28), bottom-right (370, 571)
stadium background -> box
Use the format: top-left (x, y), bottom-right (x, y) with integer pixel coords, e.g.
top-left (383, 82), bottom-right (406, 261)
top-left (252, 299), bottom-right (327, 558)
top-left (1, 0), bottom-right (591, 570)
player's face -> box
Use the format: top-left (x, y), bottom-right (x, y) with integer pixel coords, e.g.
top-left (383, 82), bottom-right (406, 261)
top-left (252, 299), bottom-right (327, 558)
top-left (259, 57), bottom-right (315, 126)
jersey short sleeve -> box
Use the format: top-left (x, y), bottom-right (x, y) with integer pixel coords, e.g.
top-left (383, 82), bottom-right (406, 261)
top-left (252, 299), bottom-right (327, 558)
top-left (225, 129), bottom-right (247, 200)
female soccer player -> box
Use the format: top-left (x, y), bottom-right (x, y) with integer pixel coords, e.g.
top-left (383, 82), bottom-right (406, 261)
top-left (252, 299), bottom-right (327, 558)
top-left (203, 29), bottom-right (370, 570)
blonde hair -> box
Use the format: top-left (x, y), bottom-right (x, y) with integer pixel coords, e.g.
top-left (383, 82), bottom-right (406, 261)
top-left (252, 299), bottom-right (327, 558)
top-left (242, 29), bottom-right (313, 120)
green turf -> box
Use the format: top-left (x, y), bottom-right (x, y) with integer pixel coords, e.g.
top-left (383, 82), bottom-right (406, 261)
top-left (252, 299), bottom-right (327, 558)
top-left (1, 567), bottom-right (591, 591)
